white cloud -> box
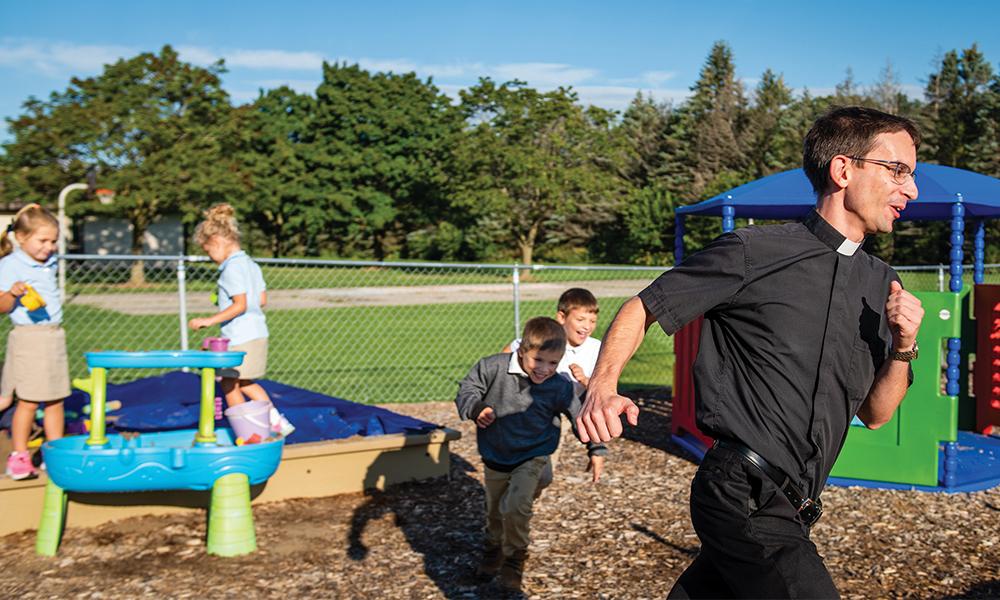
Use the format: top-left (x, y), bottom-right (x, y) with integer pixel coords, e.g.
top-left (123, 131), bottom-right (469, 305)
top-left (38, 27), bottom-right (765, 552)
top-left (641, 70), bottom-right (677, 87)
top-left (489, 62), bottom-right (598, 87)
top-left (0, 40), bottom-right (137, 76)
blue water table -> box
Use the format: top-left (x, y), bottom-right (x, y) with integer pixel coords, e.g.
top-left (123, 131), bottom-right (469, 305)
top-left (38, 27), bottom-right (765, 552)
top-left (37, 351), bottom-right (284, 557)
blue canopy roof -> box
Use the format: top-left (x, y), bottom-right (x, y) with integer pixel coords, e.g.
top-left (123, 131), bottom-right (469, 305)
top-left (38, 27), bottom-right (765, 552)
top-left (676, 163), bottom-right (1000, 221)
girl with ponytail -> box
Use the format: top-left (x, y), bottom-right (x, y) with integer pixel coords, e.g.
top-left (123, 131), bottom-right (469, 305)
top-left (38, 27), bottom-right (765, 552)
top-left (0, 204), bottom-right (70, 480)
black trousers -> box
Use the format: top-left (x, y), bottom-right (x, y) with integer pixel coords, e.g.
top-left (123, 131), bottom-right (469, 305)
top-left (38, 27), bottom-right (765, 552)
top-left (668, 445), bottom-right (840, 599)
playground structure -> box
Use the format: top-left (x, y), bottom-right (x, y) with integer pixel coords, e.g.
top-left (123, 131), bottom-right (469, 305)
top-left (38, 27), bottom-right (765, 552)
top-left (37, 350), bottom-right (284, 556)
top-left (669, 163), bottom-right (1000, 492)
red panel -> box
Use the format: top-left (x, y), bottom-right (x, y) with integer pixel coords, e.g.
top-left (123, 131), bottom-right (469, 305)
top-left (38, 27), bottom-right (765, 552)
top-left (672, 315), bottom-right (713, 447)
top-left (974, 285), bottom-right (1000, 433)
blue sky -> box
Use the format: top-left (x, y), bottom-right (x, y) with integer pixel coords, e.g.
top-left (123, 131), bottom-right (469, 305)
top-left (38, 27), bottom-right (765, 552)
top-left (1, 0), bottom-right (998, 139)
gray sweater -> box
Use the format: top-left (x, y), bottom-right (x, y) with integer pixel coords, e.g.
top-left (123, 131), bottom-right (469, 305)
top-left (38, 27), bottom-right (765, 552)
top-left (455, 353), bottom-right (607, 468)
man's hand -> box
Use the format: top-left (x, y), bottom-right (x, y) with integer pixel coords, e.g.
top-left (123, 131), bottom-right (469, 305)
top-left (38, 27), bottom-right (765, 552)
top-left (576, 385), bottom-right (639, 443)
top-left (886, 280), bottom-right (924, 350)
top-left (569, 363), bottom-right (589, 388)
top-left (475, 406), bottom-right (496, 428)
top-left (586, 455), bottom-right (605, 482)
top-left (188, 317), bottom-right (212, 331)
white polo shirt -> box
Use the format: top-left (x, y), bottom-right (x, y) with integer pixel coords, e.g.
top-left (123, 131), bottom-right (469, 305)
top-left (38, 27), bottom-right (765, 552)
top-left (509, 336), bottom-right (601, 397)
top-left (217, 250), bottom-right (268, 345)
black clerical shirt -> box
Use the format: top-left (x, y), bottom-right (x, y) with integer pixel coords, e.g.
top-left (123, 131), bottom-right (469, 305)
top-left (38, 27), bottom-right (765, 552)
top-left (640, 210), bottom-right (904, 499)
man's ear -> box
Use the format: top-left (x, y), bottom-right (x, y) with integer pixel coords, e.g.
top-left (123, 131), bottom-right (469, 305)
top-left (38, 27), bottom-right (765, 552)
top-left (828, 155), bottom-right (852, 192)
top-left (555, 310), bottom-right (567, 324)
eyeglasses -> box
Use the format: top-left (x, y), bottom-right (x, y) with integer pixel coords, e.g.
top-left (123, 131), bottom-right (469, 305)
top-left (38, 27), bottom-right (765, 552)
top-left (847, 156), bottom-right (916, 185)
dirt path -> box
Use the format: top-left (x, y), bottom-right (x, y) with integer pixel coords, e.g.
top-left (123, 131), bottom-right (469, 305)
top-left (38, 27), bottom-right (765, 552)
top-left (69, 279), bottom-right (656, 315)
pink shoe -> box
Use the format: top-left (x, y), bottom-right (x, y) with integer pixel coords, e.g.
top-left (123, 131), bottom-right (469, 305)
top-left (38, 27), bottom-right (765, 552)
top-left (6, 451), bottom-right (39, 480)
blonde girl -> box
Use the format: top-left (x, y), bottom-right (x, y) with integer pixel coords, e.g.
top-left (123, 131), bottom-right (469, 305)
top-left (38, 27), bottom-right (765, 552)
top-left (0, 204), bottom-right (70, 480)
top-left (188, 204), bottom-right (272, 409)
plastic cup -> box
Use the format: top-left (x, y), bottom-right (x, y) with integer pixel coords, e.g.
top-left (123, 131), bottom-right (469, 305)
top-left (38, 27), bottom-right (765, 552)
top-left (20, 285), bottom-right (45, 311)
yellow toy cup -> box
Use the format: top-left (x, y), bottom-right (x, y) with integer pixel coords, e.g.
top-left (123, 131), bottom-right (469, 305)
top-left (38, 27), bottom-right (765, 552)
top-left (20, 285), bottom-right (45, 311)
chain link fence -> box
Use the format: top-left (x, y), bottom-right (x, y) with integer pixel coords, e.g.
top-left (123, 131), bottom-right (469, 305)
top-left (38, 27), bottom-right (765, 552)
top-left (2, 256), bottom-right (998, 404)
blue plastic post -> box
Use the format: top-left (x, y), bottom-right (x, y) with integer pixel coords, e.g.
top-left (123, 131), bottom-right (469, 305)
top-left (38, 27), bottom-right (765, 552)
top-left (722, 202), bottom-right (735, 233)
top-left (674, 214), bottom-right (686, 265)
top-left (974, 220), bottom-right (985, 285)
top-left (949, 196), bottom-right (964, 293)
top-left (946, 337), bottom-right (961, 397)
top-left (943, 441), bottom-right (958, 489)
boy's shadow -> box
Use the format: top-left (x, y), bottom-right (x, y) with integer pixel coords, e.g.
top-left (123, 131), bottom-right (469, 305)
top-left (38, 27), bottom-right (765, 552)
top-left (348, 451), bottom-right (519, 598)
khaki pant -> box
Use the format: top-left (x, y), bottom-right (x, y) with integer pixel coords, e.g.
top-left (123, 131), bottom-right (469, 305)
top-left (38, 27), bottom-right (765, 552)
top-left (483, 455), bottom-right (552, 558)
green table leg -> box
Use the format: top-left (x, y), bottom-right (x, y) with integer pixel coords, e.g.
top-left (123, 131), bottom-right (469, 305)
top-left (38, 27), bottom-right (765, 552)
top-left (206, 472), bottom-right (256, 556)
top-left (85, 367), bottom-right (108, 446)
top-left (195, 367), bottom-right (217, 444)
top-left (36, 480), bottom-right (67, 556)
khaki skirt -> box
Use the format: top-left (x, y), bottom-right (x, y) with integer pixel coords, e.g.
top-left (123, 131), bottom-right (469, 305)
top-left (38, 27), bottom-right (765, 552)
top-left (220, 337), bottom-right (268, 381)
top-left (0, 324), bottom-right (71, 402)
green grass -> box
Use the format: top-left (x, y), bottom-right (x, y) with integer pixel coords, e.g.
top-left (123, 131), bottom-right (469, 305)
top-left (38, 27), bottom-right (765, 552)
top-left (0, 296), bottom-right (674, 405)
top-left (63, 261), bottom-right (665, 295)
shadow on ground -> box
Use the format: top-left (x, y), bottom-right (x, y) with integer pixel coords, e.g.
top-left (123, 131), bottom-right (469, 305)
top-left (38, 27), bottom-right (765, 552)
top-left (619, 388), bottom-right (701, 464)
top-left (348, 451), bottom-right (525, 598)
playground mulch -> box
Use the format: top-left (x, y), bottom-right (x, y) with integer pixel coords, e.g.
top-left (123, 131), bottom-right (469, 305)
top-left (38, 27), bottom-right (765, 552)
top-left (1, 391), bottom-right (998, 599)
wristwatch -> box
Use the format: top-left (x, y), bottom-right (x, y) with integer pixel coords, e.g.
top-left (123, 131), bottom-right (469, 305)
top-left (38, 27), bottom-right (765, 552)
top-left (890, 342), bottom-right (919, 362)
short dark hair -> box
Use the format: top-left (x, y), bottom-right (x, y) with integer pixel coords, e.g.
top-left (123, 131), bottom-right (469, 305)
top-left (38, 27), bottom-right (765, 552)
top-left (557, 288), bottom-right (599, 315)
top-left (803, 106), bottom-right (920, 196)
top-left (519, 317), bottom-right (567, 354)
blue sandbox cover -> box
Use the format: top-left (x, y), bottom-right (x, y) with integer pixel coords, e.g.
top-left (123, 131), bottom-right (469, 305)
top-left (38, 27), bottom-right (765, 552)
top-left (62, 372), bottom-right (438, 444)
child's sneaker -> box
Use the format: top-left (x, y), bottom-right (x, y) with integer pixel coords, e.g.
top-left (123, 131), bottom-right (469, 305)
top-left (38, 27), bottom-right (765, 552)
top-left (269, 407), bottom-right (296, 437)
top-left (6, 451), bottom-right (39, 480)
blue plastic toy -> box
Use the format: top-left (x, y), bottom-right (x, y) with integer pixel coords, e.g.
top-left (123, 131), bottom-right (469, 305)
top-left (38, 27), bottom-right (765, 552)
top-left (38, 350), bottom-right (285, 557)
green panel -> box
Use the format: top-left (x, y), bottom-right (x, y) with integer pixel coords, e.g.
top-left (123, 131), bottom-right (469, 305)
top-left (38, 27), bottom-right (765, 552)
top-left (831, 290), bottom-right (966, 486)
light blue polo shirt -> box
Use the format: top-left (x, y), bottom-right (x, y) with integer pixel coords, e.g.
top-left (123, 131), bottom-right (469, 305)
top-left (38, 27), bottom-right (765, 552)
top-left (0, 250), bottom-right (62, 325)
top-left (217, 250), bottom-right (268, 345)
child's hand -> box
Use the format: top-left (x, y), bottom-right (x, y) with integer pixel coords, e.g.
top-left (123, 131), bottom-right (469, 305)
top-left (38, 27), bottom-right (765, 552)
top-left (476, 406), bottom-right (496, 428)
top-left (569, 363), bottom-right (589, 388)
top-left (587, 455), bottom-right (605, 482)
top-left (188, 317), bottom-right (212, 330)
top-left (8, 282), bottom-right (27, 297)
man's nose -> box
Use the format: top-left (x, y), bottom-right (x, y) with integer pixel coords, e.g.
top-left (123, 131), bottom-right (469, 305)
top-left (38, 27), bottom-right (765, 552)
top-left (902, 175), bottom-right (918, 200)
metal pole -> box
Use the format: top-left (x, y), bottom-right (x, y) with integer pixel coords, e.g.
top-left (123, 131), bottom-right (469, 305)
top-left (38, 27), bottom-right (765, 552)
top-left (512, 265), bottom-right (521, 340)
top-left (938, 265), bottom-right (945, 292)
top-left (177, 258), bottom-right (189, 351)
top-left (57, 182), bottom-right (88, 301)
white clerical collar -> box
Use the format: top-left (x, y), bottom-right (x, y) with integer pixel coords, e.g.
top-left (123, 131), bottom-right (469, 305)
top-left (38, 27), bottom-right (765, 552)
top-left (507, 352), bottom-right (528, 377)
top-left (837, 238), bottom-right (862, 256)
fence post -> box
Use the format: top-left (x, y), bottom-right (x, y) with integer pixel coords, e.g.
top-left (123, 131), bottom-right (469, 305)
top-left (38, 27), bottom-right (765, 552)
top-left (938, 265), bottom-right (945, 292)
top-left (512, 264), bottom-right (521, 340)
top-left (177, 258), bottom-right (189, 351)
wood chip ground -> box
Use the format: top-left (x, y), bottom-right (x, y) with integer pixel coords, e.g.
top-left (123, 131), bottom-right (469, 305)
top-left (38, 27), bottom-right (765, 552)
top-left (2, 392), bottom-right (998, 599)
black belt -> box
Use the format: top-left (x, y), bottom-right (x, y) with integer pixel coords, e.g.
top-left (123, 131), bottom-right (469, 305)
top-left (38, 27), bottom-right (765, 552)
top-left (713, 439), bottom-right (823, 526)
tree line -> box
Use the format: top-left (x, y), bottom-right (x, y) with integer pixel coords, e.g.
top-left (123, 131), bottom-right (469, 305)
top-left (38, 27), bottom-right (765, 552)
top-left (1, 41), bottom-right (998, 268)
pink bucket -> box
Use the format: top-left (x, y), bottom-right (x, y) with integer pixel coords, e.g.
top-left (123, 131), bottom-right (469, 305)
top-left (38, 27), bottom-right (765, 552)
top-left (224, 400), bottom-right (272, 441)
top-left (202, 337), bottom-right (230, 351)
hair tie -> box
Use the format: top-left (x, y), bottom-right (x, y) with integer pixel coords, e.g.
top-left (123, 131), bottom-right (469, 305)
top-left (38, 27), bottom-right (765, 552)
top-left (5, 223), bottom-right (13, 234)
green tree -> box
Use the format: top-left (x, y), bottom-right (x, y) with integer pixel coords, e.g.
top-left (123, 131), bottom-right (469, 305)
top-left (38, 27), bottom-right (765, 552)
top-left (307, 63), bottom-right (459, 259)
top-left (2, 45), bottom-right (240, 283)
top-left (452, 79), bottom-right (623, 265)
top-left (745, 69), bottom-right (797, 178)
top-left (238, 86), bottom-right (316, 257)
